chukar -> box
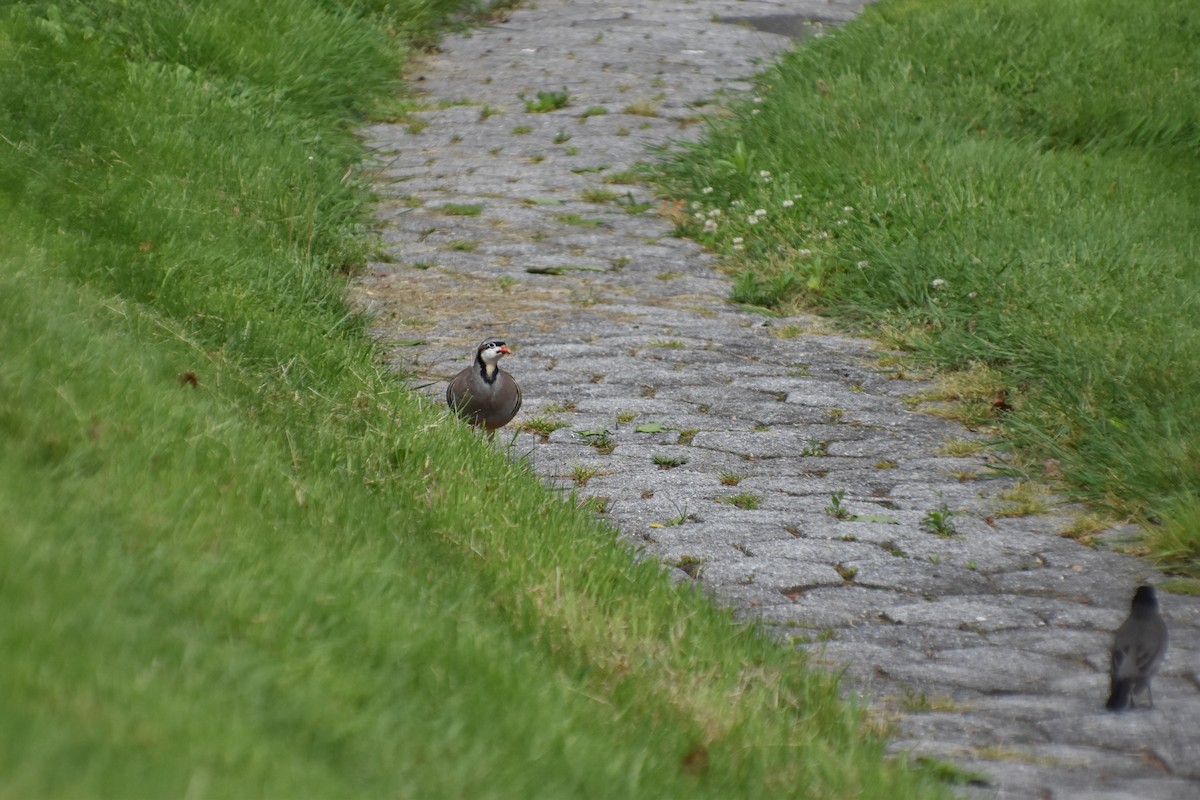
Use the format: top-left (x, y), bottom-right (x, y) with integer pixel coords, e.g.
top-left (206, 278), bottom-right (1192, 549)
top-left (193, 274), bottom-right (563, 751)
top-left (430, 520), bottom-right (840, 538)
top-left (446, 338), bottom-right (522, 437)
top-left (1106, 585), bottom-right (1168, 711)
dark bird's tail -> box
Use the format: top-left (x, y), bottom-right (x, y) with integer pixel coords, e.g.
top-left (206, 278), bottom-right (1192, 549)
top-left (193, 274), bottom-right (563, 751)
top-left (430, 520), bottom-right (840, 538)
top-left (1106, 679), bottom-right (1132, 712)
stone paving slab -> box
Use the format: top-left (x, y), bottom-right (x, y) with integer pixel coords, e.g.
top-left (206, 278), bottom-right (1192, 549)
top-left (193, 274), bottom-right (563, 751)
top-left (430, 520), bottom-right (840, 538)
top-left (351, 1), bottom-right (1200, 796)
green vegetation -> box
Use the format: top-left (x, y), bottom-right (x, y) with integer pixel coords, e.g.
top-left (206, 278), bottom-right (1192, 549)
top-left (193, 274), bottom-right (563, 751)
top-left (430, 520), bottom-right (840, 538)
top-left (569, 464), bottom-right (608, 486)
top-left (581, 187), bottom-right (621, 203)
top-left (623, 98), bottom-right (661, 117)
top-left (519, 88), bottom-right (570, 113)
top-left (0, 1), bottom-right (951, 797)
top-left (653, 0), bottom-right (1200, 574)
top-left (576, 428), bottom-right (617, 454)
top-left (521, 415), bottom-right (569, 438)
top-left (922, 504), bottom-right (961, 538)
top-left (994, 481), bottom-right (1053, 518)
top-left (652, 454), bottom-right (689, 469)
top-left (439, 202), bottom-right (484, 215)
top-left (825, 490), bottom-right (852, 520)
top-left (722, 493), bottom-right (763, 511)
top-left (554, 212), bottom-right (607, 226)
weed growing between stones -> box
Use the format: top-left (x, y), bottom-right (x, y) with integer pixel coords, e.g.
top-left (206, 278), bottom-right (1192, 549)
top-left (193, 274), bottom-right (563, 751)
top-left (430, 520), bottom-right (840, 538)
top-left (580, 495), bottom-right (610, 514)
top-left (652, 454), bottom-right (688, 469)
top-left (801, 439), bottom-right (830, 457)
top-left (826, 490), bottom-right (852, 520)
top-left (576, 429), bottom-right (616, 454)
top-left (569, 465), bottom-right (607, 487)
top-left (519, 88), bottom-right (570, 112)
top-left (922, 504), bottom-right (959, 537)
top-left (521, 416), bottom-right (567, 439)
top-left (995, 481), bottom-right (1051, 517)
top-left (554, 213), bottom-right (606, 227)
top-left (722, 493), bottom-right (762, 510)
top-left (674, 555), bottom-right (705, 579)
top-left (653, 502), bottom-right (690, 529)
top-left (623, 98), bottom-right (660, 117)
top-left (439, 202), bottom-right (483, 216)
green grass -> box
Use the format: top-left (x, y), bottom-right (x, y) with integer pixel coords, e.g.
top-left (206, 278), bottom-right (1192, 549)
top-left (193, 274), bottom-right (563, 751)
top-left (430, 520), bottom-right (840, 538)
top-left (439, 202), bottom-right (484, 216)
top-left (722, 493), bottom-right (764, 511)
top-left (0, 2), bottom-right (947, 797)
top-left (519, 87), bottom-right (570, 112)
top-left (652, 454), bottom-right (689, 469)
top-left (554, 212), bottom-right (607, 227)
top-left (652, 0), bottom-right (1200, 574)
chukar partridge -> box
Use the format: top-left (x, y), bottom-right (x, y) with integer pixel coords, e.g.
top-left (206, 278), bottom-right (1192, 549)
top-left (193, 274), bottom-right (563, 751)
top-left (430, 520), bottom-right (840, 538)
top-left (446, 339), bottom-right (522, 437)
top-left (1106, 585), bottom-right (1168, 711)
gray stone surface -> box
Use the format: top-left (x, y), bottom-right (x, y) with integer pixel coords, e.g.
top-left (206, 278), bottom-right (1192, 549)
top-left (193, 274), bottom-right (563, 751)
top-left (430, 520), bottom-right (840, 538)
top-left (351, 1), bottom-right (1200, 796)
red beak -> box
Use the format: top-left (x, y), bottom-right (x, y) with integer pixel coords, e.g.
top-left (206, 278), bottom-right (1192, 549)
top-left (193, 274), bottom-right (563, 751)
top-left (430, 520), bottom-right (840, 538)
top-left (498, 344), bottom-right (512, 354)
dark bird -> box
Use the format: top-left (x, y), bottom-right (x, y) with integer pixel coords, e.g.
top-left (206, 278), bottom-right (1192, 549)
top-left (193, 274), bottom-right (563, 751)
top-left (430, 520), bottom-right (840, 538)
top-left (446, 338), bottom-right (522, 438)
top-left (1106, 585), bottom-right (1168, 711)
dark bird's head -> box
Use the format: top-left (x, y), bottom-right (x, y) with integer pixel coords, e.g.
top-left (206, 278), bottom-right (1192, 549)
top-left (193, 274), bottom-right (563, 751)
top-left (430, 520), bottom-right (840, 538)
top-left (1131, 585), bottom-right (1158, 613)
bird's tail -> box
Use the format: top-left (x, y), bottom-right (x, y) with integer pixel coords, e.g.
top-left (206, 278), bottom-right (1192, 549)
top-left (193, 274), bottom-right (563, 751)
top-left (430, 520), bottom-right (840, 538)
top-left (1106, 679), bottom-right (1132, 711)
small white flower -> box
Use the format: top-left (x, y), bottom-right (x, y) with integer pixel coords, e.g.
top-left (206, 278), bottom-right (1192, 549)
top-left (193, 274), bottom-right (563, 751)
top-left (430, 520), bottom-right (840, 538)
top-left (707, 208), bottom-right (721, 218)
top-left (968, 291), bottom-right (977, 299)
top-left (782, 199), bottom-right (794, 208)
top-left (843, 205), bottom-right (854, 213)
top-left (797, 249), bottom-right (813, 259)
top-left (732, 237), bottom-right (744, 244)
top-left (759, 170), bottom-right (771, 179)
top-left (747, 215), bottom-right (759, 225)
top-left (754, 208), bottom-right (767, 217)
top-left (693, 212), bottom-right (705, 221)
top-left (816, 231), bottom-right (830, 239)
top-left (703, 219), bottom-right (718, 233)
top-left (931, 278), bottom-right (946, 290)
top-left (691, 201), bottom-right (702, 210)
top-left (793, 193), bottom-right (803, 199)
top-left (856, 260), bottom-right (869, 269)
top-left (751, 109), bottom-right (760, 115)
top-left (836, 219), bottom-right (847, 226)
top-left (752, 96), bottom-right (763, 104)
top-left (701, 186), bottom-right (714, 194)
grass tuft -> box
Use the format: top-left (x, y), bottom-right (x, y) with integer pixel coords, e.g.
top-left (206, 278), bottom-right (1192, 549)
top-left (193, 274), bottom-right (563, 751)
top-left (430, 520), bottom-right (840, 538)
top-left (519, 88), bottom-right (570, 112)
top-left (722, 493), bottom-right (763, 510)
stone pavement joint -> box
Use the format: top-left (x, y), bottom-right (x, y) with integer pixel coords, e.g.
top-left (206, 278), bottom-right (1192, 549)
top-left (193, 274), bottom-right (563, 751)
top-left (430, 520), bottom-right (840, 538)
top-left (351, 2), bottom-right (1200, 796)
